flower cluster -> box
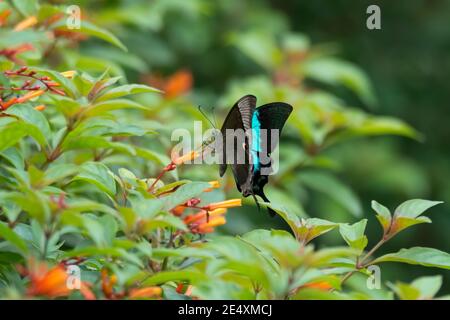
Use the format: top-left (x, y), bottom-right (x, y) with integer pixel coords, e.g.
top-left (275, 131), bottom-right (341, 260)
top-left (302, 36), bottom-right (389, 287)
top-left (0, 67), bottom-right (75, 111)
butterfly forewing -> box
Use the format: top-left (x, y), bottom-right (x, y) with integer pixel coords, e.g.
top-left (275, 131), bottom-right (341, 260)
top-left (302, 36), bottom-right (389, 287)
top-left (219, 95), bottom-right (256, 179)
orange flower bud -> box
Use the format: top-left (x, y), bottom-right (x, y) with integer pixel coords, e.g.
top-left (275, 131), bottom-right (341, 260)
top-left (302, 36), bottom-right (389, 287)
top-left (204, 180), bottom-right (220, 192)
top-left (302, 281), bottom-right (333, 291)
top-left (14, 16), bottom-right (38, 31)
top-left (0, 9), bottom-right (12, 26)
top-left (46, 81), bottom-right (60, 87)
top-left (171, 205), bottom-right (186, 216)
top-left (34, 104), bottom-right (46, 111)
top-left (171, 150), bottom-right (199, 165)
top-left (176, 283), bottom-right (184, 293)
top-left (204, 199), bottom-right (242, 210)
top-left (129, 286), bottom-right (162, 299)
top-left (164, 70), bottom-right (193, 99)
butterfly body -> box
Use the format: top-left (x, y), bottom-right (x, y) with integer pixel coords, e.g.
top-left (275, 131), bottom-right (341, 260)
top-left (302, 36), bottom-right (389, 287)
top-left (219, 95), bottom-right (292, 215)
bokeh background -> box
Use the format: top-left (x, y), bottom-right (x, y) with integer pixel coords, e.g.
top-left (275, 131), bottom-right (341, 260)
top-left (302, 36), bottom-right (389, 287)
top-left (63, 0), bottom-right (449, 289)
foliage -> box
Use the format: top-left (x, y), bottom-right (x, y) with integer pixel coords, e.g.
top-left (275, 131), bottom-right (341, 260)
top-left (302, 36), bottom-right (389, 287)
top-left (0, 0), bottom-right (448, 300)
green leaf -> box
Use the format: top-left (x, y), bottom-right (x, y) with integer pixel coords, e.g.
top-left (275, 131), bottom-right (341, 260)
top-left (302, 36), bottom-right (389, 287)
top-left (391, 216), bottom-right (432, 236)
top-left (339, 220), bottom-right (368, 252)
top-left (0, 251), bottom-right (23, 264)
top-left (291, 288), bottom-right (346, 300)
top-left (7, 104), bottom-right (51, 145)
top-left (1, 190), bottom-right (50, 224)
top-left (371, 200), bottom-right (391, 232)
top-left (394, 199), bottom-right (443, 219)
top-left (44, 163), bottom-right (79, 184)
top-left (64, 247), bottom-right (143, 267)
top-left (62, 135), bottom-right (135, 155)
top-left (0, 147), bottom-right (24, 169)
top-left (134, 147), bottom-right (171, 166)
top-left (411, 275), bottom-right (442, 299)
top-left (0, 222), bottom-right (28, 254)
top-left (54, 20), bottom-right (127, 51)
top-left (161, 182), bottom-right (211, 210)
top-left (300, 171), bottom-right (362, 217)
top-left (32, 68), bottom-right (78, 98)
top-left (154, 180), bottom-right (191, 196)
top-left (141, 270), bottom-right (207, 286)
top-left (389, 275), bottom-right (443, 300)
top-left (95, 84), bottom-right (162, 102)
top-left (0, 120), bottom-right (46, 151)
top-left (304, 57), bottom-right (376, 107)
top-left (387, 199), bottom-right (442, 237)
top-left (263, 202), bottom-right (301, 236)
top-left (72, 162), bottom-right (116, 196)
top-left (372, 247), bottom-right (450, 270)
top-left (388, 282), bottom-right (421, 300)
top-left (12, 0), bottom-right (39, 16)
top-left (80, 99), bottom-right (148, 118)
top-left (229, 31), bottom-right (282, 70)
top-left (297, 218), bottom-right (339, 244)
top-left (142, 214), bottom-right (188, 232)
top-left (59, 212), bottom-right (105, 247)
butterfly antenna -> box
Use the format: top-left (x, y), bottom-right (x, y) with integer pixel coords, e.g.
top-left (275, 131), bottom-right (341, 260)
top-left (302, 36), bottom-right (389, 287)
top-left (212, 105), bottom-right (218, 128)
top-left (198, 105), bottom-right (216, 129)
top-left (198, 105), bottom-right (218, 153)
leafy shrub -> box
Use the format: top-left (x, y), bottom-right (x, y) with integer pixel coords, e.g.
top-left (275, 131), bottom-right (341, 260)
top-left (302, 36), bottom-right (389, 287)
top-left (0, 1), bottom-right (448, 300)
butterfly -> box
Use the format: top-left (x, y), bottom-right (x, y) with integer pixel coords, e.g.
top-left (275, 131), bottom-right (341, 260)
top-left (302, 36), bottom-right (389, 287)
top-left (219, 94), bottom-right (292, 216)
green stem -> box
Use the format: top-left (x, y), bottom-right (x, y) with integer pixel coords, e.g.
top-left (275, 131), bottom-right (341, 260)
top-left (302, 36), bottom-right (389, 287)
top-left (340, 238), bottom-right (387, 286)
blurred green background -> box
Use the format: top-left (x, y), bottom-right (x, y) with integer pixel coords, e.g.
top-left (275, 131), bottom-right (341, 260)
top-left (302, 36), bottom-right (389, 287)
top-left (65, 0), bottom-right (449, 288)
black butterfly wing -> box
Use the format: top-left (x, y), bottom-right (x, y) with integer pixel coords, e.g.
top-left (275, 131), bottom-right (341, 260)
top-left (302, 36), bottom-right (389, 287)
top-left (252, 102), bottom-right (292, 215)
top-left (255, 102), bottom-right (292, 157)
top-left (219, 95), bottom-right (256, 191)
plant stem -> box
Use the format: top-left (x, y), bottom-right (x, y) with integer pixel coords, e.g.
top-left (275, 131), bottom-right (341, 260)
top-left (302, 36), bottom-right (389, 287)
top-left (340, 238), bottom-right (387, 286)
top-left (42, 121), bottom-right (73, 169)
top-left (147, 168), bottom-right (167, 193)
top-left (359, 238), bottom-right (386, 267)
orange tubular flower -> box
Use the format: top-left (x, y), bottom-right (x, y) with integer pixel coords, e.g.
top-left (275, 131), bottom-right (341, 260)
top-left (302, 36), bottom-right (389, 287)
top-left (171, 150), bottom-right (200, 165)
top-left (26, 261), bottom-right (94, 299)
top-left (184, 208), bottom-right (227, 225)
top-left (129, 286), bottom-right (162, 299)
top-left (204, 199), bottom-right (242, 211)
top-left (16, 89), bottom-right (45, 103)
top-left (101, 269), bottom-right (117, 299)
top-left (14, 16), bottom-right (38, 31)
top-left (197, 216), bottom-right (226, 233)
